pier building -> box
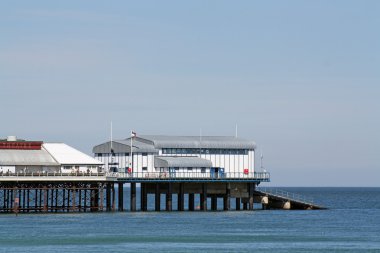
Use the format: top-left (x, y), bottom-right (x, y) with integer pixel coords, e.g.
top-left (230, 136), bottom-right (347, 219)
top-left (0, 136), bottom-right (102, 174)
top-left (93, 135), bottom-right (257, 179)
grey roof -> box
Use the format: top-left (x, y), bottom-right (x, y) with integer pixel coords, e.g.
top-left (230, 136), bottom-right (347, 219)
top-left (92, 140), bottom-right (158, 154)
top-left (136, 135), bottom-right (256, 149)
top-left (0, 149), bottom-right (59, 166)
top-left (155, 156), bottom-right (213, 168)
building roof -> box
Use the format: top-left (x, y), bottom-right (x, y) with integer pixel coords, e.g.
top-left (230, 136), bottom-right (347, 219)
top-left (154, 156), bottom-right (213, 168)
top-left (43, 143), bottom-right (103, 165)
top-left (92, 140), bottom-right (158, 154)
top-left (135, 135), bottom-right (256, 149)
top-left (0, 149), bottom-right (59, 166)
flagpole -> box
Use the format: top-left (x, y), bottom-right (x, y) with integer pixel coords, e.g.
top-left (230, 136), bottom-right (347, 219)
top-left (130, 130), bottom-right (133, 172)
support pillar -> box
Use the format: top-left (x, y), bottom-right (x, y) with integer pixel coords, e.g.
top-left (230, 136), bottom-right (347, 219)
top-left (243, 202), bottom-right (248, 210)
top-left (141, 183), bottom-right (147, 211)
top-left (211, 196), bottom-right (217, 211)
top-left (236, 198), bottom-right (241, 210)
top-left (166, 183), bottom-right (172, 211)
top-left (72, 185), bottom-right (76, 212)
top-left (130, 183), bottom-right (136, 212)
top-left (155, 184), bottom-right (160, 211)
top-left (118, 182), bottom-right (124, 211)
top-left (43, 186), bottom-right (48, 212)
top-left (178, 183), bottom-right (184, 211)
top-left (224, 185), bottom-right (231, 211)
top-left (248, 183), bottom-right (255, 210)
top-left (201, 183), bottom-right (207, 211)
top-left (111, 183), bottom-right (116, 211)
top-left (106, 183), bottom-right (111, 212)
top-left (188, 193), bottom-right (195, 211)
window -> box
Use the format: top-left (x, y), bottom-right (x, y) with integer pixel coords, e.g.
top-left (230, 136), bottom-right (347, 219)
top-left (97, 153), bottom-right (102, 157)
top-left (142, 167), bottom-right (147, 171)
top-left (188, 167), bottom-right (193, 171)
top-left (125, 153), bottom-right (129, 156)
top-left (201, 168), bottom-right (206, 173)
top-left (142, 153), bottom-right (148, 156)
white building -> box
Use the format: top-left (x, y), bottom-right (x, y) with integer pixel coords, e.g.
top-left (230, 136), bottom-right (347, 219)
top-left (93, 135), bottom-right (256, 178)
top-left (0, 136), bottom-right (103, 174)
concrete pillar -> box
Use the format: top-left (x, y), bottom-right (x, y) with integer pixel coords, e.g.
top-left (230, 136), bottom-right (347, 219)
top-left (130, 183), bottom-right (136, 212)
top-left (155, 184), bottom-right (160, 211)
top-left (72, 185), bottom-right (76, 211)
top-left (211, 196), bottom-right (217, 211)
top-left (201, 183), bottom-right (207, 211)
top-left (141, 183), bottom-right (147, 211)
top-left (111, 183), bottom-right (116, 211)
top-left (188, 193), bottom-right (195, 211)
top-left (106, 183), bottom-right (111, 212)
top-left (43, 186), bottom-right (48, 212)
top-left (242, 200), bottom-right (248, 210)
top-left (178, 183), bottom-right (184, 211)
top-left (118, 183), bottom-right (124, 211)
top-left (236, 198), bottom-right (241, 210)
top-left (224, 184), bottom-right (231, 211)
top-left (248, 183), bottom-right (255, 210)
top-left (94, 185), bottom-right (100, 212)
top-left (166, 183), bottom-right (172, 211)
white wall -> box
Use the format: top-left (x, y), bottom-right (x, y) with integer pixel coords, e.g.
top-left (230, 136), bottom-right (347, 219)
top-left (94, 149), bottom-right (255, 176)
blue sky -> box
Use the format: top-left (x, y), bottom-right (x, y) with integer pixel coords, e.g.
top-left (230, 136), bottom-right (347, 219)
top-left (1, 1), bottom-right (379, 186)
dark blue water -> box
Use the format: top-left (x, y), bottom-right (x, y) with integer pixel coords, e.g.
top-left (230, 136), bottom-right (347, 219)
top-left (1, 188), bottom-right (379, 252)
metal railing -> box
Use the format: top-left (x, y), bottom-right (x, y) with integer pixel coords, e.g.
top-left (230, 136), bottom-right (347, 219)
top-left (0, 171), bottom-right (270, 181)
top-left (0, 172), bottom-right (105, 177)
top-left (256, 187), bottom-right (314, 205)
top-left (106, 171), bottom-right (270, 180)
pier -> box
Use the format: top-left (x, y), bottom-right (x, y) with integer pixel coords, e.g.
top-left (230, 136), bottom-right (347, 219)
top-left (0, 135), bottom-right (325, 214)
top-left (0, 171), bottom-right (323, 213)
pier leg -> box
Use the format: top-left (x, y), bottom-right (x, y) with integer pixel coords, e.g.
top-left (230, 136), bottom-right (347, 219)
top-left (72, 185), bottom-right (76, 212)
top-left (188, 193), bottom-right (195, 211)
top-left (224, 184), bottom-right (230, 211)
top-left (178, 183), bottom-right (184, 211)
top-left (155, 184), bottom-right (160, 211)
top-left (43, 186), bottom-right (48, 212)
top-left (248, 183), bottom-right (255, 210)
top-left (99, 185), bottom-right (104, 211)
top-left (118, 182), bottom-right (124, 211)
top-left (211, 196), bottom-right (217, 211)
top-left (141, 183), bottom-right (147, 211)
top-left (236, 198), bottom-right (241, 210)
top-left (130, 183), bottom-right (136, 212)
top-left (166, 183), bottom-right (172, 211)
top-left (111, 183), bottom-right (116, 211)
top-left (34, 189), bottom-right (38, 212)
top-left (95, 186), bottom-right (100, 211)
top-left (106, 183), bottom-right (111, 212)
top-left (78, 188), bottom-right (82, 212)
top-left (201, 183), bottom-right (207, 211)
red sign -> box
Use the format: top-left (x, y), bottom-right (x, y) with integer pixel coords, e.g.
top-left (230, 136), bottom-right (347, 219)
top-left (0, 141), bottom-right (43, 150)
top-left (244, 169), bottom-right (249, 174)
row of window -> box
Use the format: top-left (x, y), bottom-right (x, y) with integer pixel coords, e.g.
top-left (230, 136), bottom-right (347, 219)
top-left (96, 153), bottom-right (148, 157)
top-left (96, 149), bottom-right (249, 156)
top-left (162, 148), bottom-right (249, 155)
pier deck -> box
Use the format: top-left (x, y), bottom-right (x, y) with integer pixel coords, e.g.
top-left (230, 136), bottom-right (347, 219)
top-left (0, 172), bottom-right (325, 213)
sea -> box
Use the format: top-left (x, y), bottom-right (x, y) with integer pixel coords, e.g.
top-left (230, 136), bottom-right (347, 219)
top-left (0, 187), bottom-right (379, 253)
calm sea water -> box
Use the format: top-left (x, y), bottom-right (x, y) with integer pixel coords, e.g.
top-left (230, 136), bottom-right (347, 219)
top-left (1, 187), bottom-right (379, 253)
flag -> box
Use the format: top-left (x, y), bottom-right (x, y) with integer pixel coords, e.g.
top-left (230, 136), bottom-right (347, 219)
top-left (131, 131), bottom-right (137, 137)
